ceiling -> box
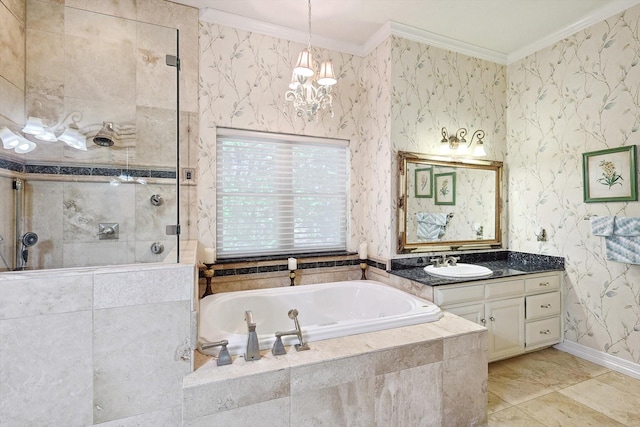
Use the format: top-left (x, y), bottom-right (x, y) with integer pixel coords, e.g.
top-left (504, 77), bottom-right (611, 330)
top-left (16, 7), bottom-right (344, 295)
top-left (173, 0), bottom-right (640, 64)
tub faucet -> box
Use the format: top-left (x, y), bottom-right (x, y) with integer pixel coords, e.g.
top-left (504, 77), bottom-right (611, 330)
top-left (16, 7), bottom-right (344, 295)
top-left (200, 339), bottom-right (232, 366)
top-left (244, 310), bottom-right (261, 361)
top-left (272, 308), bottom-right (310, 355)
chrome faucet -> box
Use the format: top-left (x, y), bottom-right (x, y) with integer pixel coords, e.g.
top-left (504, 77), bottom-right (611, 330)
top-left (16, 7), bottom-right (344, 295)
top-left (271, 309), bottom-right (310, 355)
top-left (244, 310), bottom-right (261, 361)
top-left (200, 339), bottom-right (232, 366)
top-left (430, 254), bottom-right (460, 267)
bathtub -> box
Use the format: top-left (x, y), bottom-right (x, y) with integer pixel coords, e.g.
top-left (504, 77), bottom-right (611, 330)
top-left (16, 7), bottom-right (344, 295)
top-left (198, 279), bottom-right (443, 357)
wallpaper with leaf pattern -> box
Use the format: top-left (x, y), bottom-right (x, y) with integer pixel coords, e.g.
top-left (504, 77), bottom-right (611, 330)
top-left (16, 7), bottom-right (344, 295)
top-left (508, 5), bottom-right (640, 364)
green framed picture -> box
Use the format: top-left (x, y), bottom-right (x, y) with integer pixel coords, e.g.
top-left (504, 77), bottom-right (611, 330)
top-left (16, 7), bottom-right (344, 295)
top-left (414, 167), bottom-right (433, 198)
top-left (583, 145), bottom-right (637, 203)
top-left (434, 172), bottom-right (456, 205)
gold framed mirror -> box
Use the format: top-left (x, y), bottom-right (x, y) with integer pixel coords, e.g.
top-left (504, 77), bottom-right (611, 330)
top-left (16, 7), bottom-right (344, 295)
top-left (397, 151), bottom-right (503, 252)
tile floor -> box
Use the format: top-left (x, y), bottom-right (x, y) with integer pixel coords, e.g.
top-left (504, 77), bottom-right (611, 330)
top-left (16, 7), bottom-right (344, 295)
top-left (488, 347), bottom-right (640, 426)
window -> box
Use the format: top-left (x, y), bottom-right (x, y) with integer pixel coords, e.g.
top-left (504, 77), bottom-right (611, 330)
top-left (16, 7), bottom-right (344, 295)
top-left (216, 128), bottom-right (348, 259)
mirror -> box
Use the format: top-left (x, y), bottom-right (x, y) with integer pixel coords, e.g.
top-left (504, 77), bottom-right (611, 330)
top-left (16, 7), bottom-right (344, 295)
top-left (397, 151), bottom-right (503, 252)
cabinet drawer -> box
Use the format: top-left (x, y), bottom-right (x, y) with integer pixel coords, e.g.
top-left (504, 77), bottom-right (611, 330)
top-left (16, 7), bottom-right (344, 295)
top-left (526, 317), bottom-right (561, 348)
top-left (526, 291), bottom-right (561, 320)
top-left (525, 274), bottom-right (560, 293)
top-left (435, 285), bottom-right (484, 306)
top-left (485, 279), bottom-right (524, 300)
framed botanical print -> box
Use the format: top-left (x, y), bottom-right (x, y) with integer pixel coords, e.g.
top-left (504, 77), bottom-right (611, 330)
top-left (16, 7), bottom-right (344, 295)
top-left (583, 145), bottom-right (637, 203)
top-left (434, 172), bottom-right (456, 205)
top-left (414, 167), bottom-right (433, 198)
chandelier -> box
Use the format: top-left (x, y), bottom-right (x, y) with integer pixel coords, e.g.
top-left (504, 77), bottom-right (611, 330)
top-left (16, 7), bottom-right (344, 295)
top-left (285, 0), bottom-right (337, 121)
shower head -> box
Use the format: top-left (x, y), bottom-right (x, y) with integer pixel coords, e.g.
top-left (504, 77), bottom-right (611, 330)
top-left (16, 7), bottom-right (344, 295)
top-left (93, 122), bottom-right (116, 147)
top-left (21, 231), bottom-right (38, 247)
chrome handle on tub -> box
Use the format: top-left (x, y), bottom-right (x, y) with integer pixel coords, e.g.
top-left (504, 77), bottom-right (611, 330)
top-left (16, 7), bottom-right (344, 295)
top-left (200, 340), bottom-right (232, 366)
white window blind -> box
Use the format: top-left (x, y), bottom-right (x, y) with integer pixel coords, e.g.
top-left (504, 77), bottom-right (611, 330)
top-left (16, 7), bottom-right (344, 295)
top-left (216, 128), bottom-right (348, 259)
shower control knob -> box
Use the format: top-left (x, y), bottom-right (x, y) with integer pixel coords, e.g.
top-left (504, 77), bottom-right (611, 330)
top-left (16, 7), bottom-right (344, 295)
top-left (150, 194), bottom-right (163, 206)
top-left (150, 242), bottom-right (164, 255)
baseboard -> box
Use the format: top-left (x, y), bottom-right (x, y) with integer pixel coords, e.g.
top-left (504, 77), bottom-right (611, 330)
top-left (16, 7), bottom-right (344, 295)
top-left (555, 340), bottom-right (640, 380)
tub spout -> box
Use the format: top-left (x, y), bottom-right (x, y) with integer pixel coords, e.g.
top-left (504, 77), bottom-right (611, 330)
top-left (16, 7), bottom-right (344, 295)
top-left (244, 310), bottom-right (261, 361)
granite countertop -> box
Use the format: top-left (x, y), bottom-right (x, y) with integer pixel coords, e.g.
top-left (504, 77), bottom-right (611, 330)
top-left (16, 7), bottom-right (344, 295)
top-left (389, 251), bottom-right (564, 287)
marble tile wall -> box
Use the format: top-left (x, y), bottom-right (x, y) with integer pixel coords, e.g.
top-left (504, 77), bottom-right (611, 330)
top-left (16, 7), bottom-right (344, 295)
top-left (0, 261), bottom-right (195, 426)
top-left (183, 312), bottom-right (487, 426)
top-left (0, 0), bottom-right (199, 270)
top-left (0, 0), bottom-right (25, 126)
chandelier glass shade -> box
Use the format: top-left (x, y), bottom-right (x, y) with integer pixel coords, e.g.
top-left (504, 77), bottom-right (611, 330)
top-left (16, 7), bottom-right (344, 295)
top-left (285, 0), bottom-right (337, 121)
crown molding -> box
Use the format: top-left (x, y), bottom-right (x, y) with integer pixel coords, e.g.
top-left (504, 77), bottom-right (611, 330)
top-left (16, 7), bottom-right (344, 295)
top-left (508, 0), bottom-right (640, 64)
top-left (200, 0), bottom-right (640, 65)
top-left (199, 8), bottom-right (364, 56)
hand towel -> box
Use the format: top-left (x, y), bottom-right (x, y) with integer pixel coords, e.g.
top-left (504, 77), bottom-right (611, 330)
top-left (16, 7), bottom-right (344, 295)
top-left (590, 216), bottom-right (614, 236)
top-left (598, 217), bottom-right (640, 264)
top-left (416, 213), bottom-right (449, 241)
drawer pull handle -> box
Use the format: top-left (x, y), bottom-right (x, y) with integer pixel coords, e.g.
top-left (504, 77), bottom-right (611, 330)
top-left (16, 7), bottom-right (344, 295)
top-left (540, 304), bottom-right (552, 308)
top-left (480, 318), bottom-right (486, 325)
top-left (539, 282), bottom-right (550, 287)
top-left (489, 316), bottom-right (495, 322)
top-left (540, 329), bottom-right (551, 335)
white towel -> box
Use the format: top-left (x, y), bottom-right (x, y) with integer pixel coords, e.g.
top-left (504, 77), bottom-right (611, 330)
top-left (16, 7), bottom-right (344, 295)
top-left (416, 213), bottom-right (449, 241)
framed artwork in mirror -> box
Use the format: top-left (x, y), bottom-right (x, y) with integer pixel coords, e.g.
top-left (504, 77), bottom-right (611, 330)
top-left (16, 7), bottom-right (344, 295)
top-left (414, 167), bottom-right (433, 198)
top-left (583, 145), bottom-right (637, 203)
top-left (434, 172), bottom-right (456, 205)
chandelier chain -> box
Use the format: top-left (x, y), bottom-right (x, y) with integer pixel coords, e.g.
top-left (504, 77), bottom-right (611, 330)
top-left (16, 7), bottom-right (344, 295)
top-left (307, 0), bottom-right (312, 50)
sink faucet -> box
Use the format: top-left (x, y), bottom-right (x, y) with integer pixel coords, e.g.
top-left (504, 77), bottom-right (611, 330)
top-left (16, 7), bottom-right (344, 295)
top-left (271, 309), bottom-right (310, 355)
top-left (430, 254), bottom-right (460, 267)
top-left (244, 310), bottom-right (261, 361)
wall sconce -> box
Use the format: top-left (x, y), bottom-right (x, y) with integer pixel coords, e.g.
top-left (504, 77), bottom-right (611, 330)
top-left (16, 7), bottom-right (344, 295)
top-left (440, 127), bottom-right (486, 156)
top-left (0, 127), bottom-right (36, 153)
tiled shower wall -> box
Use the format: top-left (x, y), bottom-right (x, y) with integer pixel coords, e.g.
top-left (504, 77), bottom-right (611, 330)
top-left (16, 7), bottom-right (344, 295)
top-left (0, 0), bottom-right (199, 270)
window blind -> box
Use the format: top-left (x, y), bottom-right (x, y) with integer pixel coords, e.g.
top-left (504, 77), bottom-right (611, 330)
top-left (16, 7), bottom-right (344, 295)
top-left (216, 128), bottom-right (348, 259)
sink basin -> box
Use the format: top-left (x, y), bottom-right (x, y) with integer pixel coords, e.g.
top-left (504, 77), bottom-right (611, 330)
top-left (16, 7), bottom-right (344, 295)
top-left (423, 263), bottom-right (493, 279)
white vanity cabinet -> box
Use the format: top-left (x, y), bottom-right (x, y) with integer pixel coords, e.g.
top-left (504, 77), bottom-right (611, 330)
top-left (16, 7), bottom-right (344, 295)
top-left (434, 272), bottom-right (562, 362)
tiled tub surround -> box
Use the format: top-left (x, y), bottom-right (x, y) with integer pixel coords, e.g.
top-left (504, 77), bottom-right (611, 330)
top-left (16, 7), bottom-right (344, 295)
top-left (184, 312), bottom-right (488, 426)
top-left (0, 251), bottom-right (197, 426)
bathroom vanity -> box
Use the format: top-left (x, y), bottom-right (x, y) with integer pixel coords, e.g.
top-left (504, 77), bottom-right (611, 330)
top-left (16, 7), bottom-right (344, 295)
top-left (433, 271), bottom-right (561, 361)
top-left (389, 251), bottom-right (564, 362)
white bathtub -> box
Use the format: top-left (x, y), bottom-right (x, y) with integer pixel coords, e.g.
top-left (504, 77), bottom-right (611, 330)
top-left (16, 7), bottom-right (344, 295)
top-left (198, 280), bottom-right (443, 357)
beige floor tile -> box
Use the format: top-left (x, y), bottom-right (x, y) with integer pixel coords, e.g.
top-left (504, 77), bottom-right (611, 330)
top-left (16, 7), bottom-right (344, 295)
top-left (487, 391), bottom-right (512, 414)
top-left (596, 371), bottom-right (640, 396)
top-left (559, 377), bottom-right (640, 426)
top-left (496, 348), bottom-right (609, 389)
top-left (488, 406), bottom-right (547, 427)
top-left (488, 363), bottom-right (551, 405)
top-left (517, 391), bottom-right (625, 427)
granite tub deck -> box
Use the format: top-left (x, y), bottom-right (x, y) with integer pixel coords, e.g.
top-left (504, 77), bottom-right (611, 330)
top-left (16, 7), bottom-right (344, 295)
top-left (183, 312), bottom-right (488, 427)
top-left (389, 251), bottom-right (565, 287)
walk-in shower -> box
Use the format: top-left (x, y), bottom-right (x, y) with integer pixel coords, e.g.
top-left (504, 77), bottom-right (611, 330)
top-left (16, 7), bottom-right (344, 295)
top-left (0, 4), bottom-right (184, 271)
